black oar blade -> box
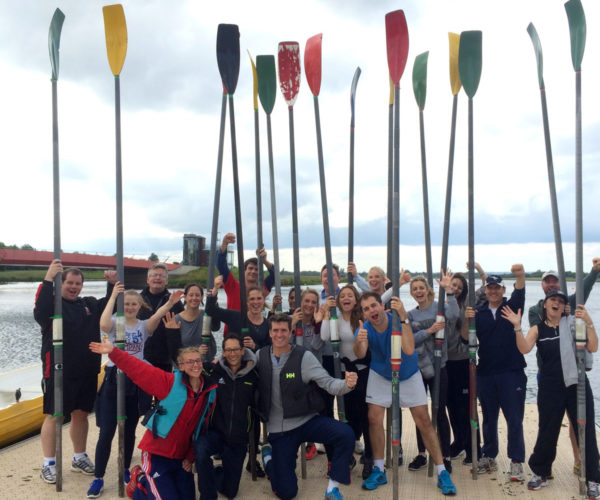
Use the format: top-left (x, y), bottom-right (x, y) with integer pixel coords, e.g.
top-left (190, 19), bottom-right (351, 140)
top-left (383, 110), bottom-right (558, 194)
top-left (412, 51), bottom-right (429, 111)
top-left (526, 23), bottom-right (545, 89)
top-left (257, 55), bottom-right (277, 115)
top-left (458, 30), bottom-right (482, 99)
top-left (565, 0), bottom-right (586, 71)
top-left (48, 8), bottom-right (65, 81)
top-left (217, 24), bottom-right (240, 95)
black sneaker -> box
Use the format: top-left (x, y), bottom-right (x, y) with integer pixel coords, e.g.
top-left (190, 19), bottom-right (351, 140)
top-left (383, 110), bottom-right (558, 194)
top-left (408, 454), bottom-right (427, 471)
top-left (449, 443), bottom-right (465, 460)
top-left (362, 457), bottom-right (374, 480)
top-left (246, 459), bottom-right (266, 478)
top-left (443, 458), bottom-right (453, 474)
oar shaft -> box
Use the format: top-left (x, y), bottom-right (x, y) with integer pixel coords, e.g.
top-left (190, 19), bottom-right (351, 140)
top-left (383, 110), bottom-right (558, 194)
top-left (253, 108), bottom-right (264, 288)
top-left (386, 101), bottom-right (393, 282)
top-left (419, 110), bottom-right (433, 287)
top-left (288, 107), bottom-right (301, 305)
top-left (348, 120), bottom-right (355, 285)
top-left (266, 114), bottom-right (281, 302)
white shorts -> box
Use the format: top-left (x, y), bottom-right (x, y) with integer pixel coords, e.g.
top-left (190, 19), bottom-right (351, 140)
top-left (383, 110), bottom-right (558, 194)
top-left (366, 369), bottom-right (427, 409)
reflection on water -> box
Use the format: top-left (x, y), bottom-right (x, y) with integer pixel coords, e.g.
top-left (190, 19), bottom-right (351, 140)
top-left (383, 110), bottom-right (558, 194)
top-left (1, 280), bottom-right (599, 423)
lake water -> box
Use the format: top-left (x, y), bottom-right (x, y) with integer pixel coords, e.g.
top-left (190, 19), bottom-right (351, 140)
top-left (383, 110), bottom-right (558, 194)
top-left (1, 279), bottom-right (599, 423)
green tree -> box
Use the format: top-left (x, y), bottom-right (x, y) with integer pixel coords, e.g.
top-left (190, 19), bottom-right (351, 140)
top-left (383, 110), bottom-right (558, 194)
top-left (20, 243), bottom-right (34, 250)
top-left (148, 252), bottom-right (159, 262)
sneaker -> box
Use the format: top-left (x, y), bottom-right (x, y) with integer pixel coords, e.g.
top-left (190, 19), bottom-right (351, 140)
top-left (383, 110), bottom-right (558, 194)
top-left (476, 456), bottom-right (497, 474)
top-left (126, 465), bottom-right (145, 499)
top-left (462, 457), bottom-right (472, 466)
top-left (588, 481), bottom-right (600, 499)
top-left (40, 464), bottom-right (56, 484)
top-left (72, 454), bottom-right (95, 475)
top-left (362, 466), bottom-right (387, 490)
top-left (509, 461), bottom-right (523, 481)
top-left (354, 440), bottom-right (365, 454)
top-left (444, 458), bottom-right (453, 474)
top-left (87, 478), bottom-right (104, 498)
top-left (246, 459), bottom-right (266, 478)
top-left (437, 469), bottom-right (457, 495)
top-left (527, 474), bottom-right (548, 490)
top-left (261, 445), bottom-right (272, 478)
top-left (449, 444), bottom-right (465, 460)
top-left (316, 442), bottom-right (326, 454)
top-left (306, 443), bottom-right (318, 460)
top-left (361, 457), bottom-right (374, 480)
top-left (325, 486), bottom-right (343, 500)
top-left (408, 454), bottom-right (427, 471)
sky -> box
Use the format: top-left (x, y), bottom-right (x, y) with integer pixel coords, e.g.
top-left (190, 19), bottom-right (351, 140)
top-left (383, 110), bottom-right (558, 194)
top-left (1, 0), bottom-right (599, 274)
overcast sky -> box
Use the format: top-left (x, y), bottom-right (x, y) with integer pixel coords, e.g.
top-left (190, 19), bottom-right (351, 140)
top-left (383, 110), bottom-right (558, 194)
top-left (1, 0), bottom-right (599, 274)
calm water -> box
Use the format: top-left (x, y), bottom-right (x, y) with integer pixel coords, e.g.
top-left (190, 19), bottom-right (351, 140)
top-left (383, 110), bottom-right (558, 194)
top-left (1, 280), bottom-right (599, 422)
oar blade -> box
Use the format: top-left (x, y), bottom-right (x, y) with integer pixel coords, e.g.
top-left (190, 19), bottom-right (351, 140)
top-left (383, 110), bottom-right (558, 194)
top-left (448, 32), bottom-right (462, 95)
top-left (278, 41), bottom-right (301, 106)
top-left (388, 75), bottom-right (394, 105)
top-left (526, 23), bottom-right (545, 89)
top-left (458, 30), bottom-right (482, 98)
top-left (248, 51), bottom-right (258, 110)
top-left (564, 0), bottom-right (586, 71)
top-left (350, 67), bottom-right (361, 113)
top-left (304, 34), bottom-right (322, 97)
top-left (216, 24), bottom-right (240, 95)
top-left (257, 55), bottom-right (277, 115)
top-left (102, 4), bottom-right (127, 77)
top-left (412, 51), bottom-right (429, 110)
top-left (385, 10), bottom-right (409, 85)
top-left (48, 8), bottom-right (65, 81)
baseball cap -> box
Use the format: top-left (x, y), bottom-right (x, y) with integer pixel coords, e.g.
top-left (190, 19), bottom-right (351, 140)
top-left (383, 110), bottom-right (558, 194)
top-left (485, 275), bottom-right (504, 287)
top-left (542, 271), bottom-right (559, 281)
top-left (544, 289), bottom-right (568, 304)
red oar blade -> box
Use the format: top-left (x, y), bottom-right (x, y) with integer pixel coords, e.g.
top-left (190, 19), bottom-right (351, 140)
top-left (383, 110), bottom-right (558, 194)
top-left (385, 10), bottom-right (409, 86)
top-left (304, 33), bottom-right (322, 97)
top-left (216, 24), bottom-right (240, 95)
top-left (278, 42), bottom-right (301, 106)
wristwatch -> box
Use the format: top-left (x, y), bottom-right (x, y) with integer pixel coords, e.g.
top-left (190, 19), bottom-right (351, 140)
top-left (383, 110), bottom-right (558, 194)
top-left (403, 317), bottom-right (410, 325)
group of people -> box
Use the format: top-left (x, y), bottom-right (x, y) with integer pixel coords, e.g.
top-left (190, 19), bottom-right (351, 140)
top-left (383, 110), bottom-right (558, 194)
top-left (33, 240), bottom-right (600, 499)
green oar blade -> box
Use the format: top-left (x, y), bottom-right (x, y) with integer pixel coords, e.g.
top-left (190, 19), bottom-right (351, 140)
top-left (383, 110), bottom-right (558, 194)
top-left (526, 23), bottom-right (545, 89)
top-left (257, 55), bottom-right (277, 115)
top-left (102, 4), bottom-right (127, 77)
top-left (448, 33), bottom-right (462, 95)
top-left (48, 8), bottom-right (65, 81)
top-left (458, 30), bottom-right (482, 98)
top-left (565, 0), bottom-right (586, 71)
top-left (412, 51), bottom-right (429, 111)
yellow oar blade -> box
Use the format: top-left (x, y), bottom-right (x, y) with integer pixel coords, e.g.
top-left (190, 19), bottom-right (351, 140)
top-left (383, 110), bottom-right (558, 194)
top-left (247, 50), bottom-right (258, 110)
top-left (102, 4), bottom-right (127, 76)
top-left (449, 32), bottom-right (462, 95)
top-left (388, 75), bottom-right (394, 105)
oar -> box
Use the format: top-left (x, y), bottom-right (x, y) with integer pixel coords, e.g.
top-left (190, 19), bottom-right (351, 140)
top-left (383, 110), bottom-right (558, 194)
top-left (48, 8), bottom-right (65, 492)
top-left (257, 55), bottom-right (282, 311)
top-left (526, 25), bottom-right (568, 295)
top-left (305, 34), bottom-right (347, 427)
top-left (385, 10), bottom-right (409, 498)
top-left (458, 29), bottom-right (482, 481)
top-left (248, 52), bottom-right (264, 289)
top-left (565, 1), bottom-right (587, 495)
top-left (277, 41), bottom-right (306, 478)
top-left (347, 67), bottom-right (361, 285)
top-left (102, 4), bottom-right (127, 496)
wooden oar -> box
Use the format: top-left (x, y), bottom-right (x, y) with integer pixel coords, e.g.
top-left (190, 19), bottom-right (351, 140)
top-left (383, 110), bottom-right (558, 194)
top-left (564, 1), bottom-right (587, 495)
top-left (385, 10), bottom-right (409, 498)
top-left (277, 41), bottom-right (306, 478)
top-left (102, 4), bottom-right (127, 496)
top-left (48, 8), bottom-right (65, 492)
top-left (304, 34), bottom-right (347, 427)
top-left (458, 29), bottom-right (482, 481)
top-left (257, 55), bottom-right (282, 311)
top-left (248, 53), bottom-right (264, 289)
top-left (347, 67), bottom-right (361, 285)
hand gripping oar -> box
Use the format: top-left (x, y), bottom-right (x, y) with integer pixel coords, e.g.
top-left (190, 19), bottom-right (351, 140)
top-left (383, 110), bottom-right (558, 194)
top-left (304, 34), bottom-right (347, 427)
top-left (248, 53), bottom-right (264, 290)
top-left (385, 10), bottom-right (408, 498)
top-left (347, 67), bottom-right (361, 285)
top-left (257, 55), bottom-right (282, 311)
top-left (48, 8), bottom-right (65, 492)
top-left (102, 4), bottom-right (127, 496)
top-left (565, 0), bottom-right (587, 495)
top-left (458, 30), bottom-right (482, 481)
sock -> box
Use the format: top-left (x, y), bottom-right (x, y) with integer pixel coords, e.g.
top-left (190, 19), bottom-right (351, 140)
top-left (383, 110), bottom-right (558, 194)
top-left (436, 464), bottom-right (446, 475)
top-left (374, 459), bottom-right (385, 471)
top-left (74, 451), bottom-right (87, 461)
top-left (326, 479), bottom-right (339, 492)
top-left (43, 457), bottom-right (56, 467)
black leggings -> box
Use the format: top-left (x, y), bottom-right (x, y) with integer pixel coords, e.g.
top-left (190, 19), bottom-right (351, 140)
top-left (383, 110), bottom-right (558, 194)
top-left (415, 368), bottom-right (451, 457)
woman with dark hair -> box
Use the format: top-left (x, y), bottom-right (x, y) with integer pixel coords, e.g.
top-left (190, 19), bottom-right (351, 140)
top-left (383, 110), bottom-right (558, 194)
top-left (502, 292), bottom-right (599, 497)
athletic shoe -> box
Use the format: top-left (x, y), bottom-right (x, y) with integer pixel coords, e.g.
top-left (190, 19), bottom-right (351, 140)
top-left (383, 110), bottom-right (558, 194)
top-left (444, 458), bottom-right (453, 474)
top-left (86, 478), bottom-right (104, 498)
top-left (462, 457), bottom-right (472, 466)
top-left (316, 442), bottom-right (326, 454)
top-left (124, 468), bottom-right (130, 485)
top-left (246, 459), bottom-right (266, 478)
top-left (306, 443), bottom-right (318, 460)
top-left (72, 454), bottom-right (95, 475)
top-left (354, 440), bottom-right (364, 454)
top-left (509, 461), bottom-right (523, 481)
top-left (408, 454), bottom-right (427, 471)
top-left (449, 444), bottom-right (465, 460)
top-left (527, 474), bottom-right (548, 491)
top-left (588, 481), bottom-right (600, 499)
top-left (361, 457), bottom-right (374, 480)
top-left (325, 486), bottom-right (343, 500)
top-left (362, 466), bottom-right (387, 490)
top-left (40, 464), bottom-right (56, 484)
top-left (437, 469), bottom-right (457, 495)
top-left (476, 456), bottom-right (497, 474)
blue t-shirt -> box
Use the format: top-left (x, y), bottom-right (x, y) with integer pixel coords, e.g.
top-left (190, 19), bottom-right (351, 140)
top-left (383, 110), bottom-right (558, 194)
top-left (355, 312), bottom-right (418, 381)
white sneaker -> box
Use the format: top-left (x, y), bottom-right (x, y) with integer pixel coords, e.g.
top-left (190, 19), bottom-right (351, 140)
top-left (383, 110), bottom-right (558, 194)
top-left (316, 443), bottom-right (326, 454)
top-left (71, 454), bottom-right (95, 475)
top-left (354, 440), bottom-right (365, 454)
top-left (509, 461), bottom-right (523, 481)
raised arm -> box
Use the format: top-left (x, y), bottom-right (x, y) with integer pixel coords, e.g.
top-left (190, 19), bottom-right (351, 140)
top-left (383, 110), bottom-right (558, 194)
top-left (353, 320), bottom-right (368, 359)
top-left (217, 233), bottom-right (236, 281)
top-left (501, 306), bottom-right (537, 354)
top-left (511, 263), bottom-right (525, 290)
top-left (348, 262), bottom-right (369, 292)
top-left (100, 281), bottom-right (123, 332)
top-left (575, 304), bottom-right (598, 353)
top-left (391, 297), bottom-right (414, 355)
top-left (146, 289), bottom-right (184, 334)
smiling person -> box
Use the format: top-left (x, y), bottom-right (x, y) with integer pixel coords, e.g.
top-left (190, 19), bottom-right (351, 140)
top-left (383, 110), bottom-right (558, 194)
top-left (502, 293), bottom-right (600, 497)
top-left (88, 340), bottom-right (217, 500)
top-left (257, 314), bottom-right (357, 500)
top-left (464, 264), bottom-right (526, 480)
top-left (34, 259), bottom-right (116, 485)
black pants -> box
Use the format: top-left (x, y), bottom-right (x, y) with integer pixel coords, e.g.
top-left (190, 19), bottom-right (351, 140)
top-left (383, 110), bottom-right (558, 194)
top-left (529, 376), bottom-right (600, 482)
top-left (415, 367), bottom-right (450, 457)
top-left (344, 367), bottom-right (372, 459)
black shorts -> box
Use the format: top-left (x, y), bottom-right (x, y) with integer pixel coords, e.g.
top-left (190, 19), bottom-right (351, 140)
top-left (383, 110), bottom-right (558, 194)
top-left (42, 374), bottom-right (98, 415)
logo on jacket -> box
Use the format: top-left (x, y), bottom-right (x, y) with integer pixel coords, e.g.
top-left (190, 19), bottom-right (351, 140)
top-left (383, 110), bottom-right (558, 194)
top-left (285, 372), bottom-right (295, 379)
top-left (218, 377), bottom-right (225, 385)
